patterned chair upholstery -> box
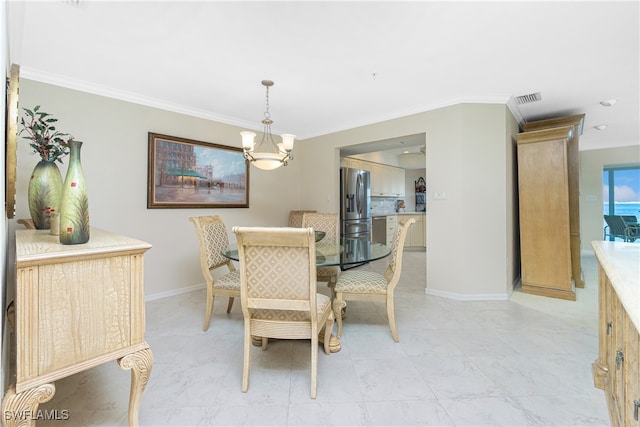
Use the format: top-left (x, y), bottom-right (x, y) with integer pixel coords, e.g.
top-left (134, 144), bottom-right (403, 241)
top-left (288, 210), bottom-right (317, 228)
top-left (302, 212), bottom-right (341, 296)
top-left (189, 216), bottom-right (241, 331)
top-left (233, 226), bottom-right (334, 399)
top-left (332, 217), bottom-right (415, 343)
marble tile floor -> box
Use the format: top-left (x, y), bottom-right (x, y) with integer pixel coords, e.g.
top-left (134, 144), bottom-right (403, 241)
top-left (38, 251), bottom-right (610, 426)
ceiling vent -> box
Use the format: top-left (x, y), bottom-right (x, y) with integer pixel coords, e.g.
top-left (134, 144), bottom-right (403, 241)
top-left (515, 92), bottom-right (542, 105)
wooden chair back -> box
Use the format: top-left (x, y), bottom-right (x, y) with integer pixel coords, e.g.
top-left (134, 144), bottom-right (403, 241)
top-left (234, 227), bottom-right (317, 314)
top-left (288, 210), bottom-right (317, 228)
top-left (384, 217), bottom-right (416, 290)
top-left (189, 215), bottom-right (234, 274)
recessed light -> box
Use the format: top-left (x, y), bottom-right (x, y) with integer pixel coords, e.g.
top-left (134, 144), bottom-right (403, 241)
top-left (600, 99), bottom-right (617, 107)
top-left (594, 124), bottom-right (608, 131)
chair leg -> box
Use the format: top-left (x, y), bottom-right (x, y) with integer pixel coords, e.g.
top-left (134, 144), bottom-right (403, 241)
top-left (322, 313), bottom-right (334, 355)
top-left (387, 293), bottom-right (399, 343)
top-left (242, 321), bottom-right (251, 393)
top-left (310, 327), bottom-right (318, 399)
top-left (226, 297), bottom-right (234, 313)
top-left (333, 295), bottom-right (346, 338)
top-left (203, 285), bottom-right (214, 331)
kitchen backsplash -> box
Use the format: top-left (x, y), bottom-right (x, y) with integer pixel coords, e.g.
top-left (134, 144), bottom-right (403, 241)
top-left (371, 197), bottom-right (400, 214)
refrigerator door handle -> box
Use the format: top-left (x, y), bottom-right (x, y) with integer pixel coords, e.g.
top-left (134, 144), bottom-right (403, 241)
top-left (356, 174), bottom-right (363, 215)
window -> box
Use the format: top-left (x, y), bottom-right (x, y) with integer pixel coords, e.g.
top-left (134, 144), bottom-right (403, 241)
top-left (603, 165), bottom-right (640, 218)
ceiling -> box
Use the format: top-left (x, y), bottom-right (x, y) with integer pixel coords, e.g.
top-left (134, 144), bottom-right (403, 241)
top-left (6, 1), bottom-right (639, 153)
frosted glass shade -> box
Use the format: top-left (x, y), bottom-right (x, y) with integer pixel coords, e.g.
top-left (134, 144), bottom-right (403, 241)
top-left (280, 134), bottom-right (295, 151)
top-left (240, 131), bottom-right (256, 151)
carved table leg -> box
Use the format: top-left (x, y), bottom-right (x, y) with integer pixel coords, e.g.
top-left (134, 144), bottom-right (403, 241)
top-left (118, 347), bottom-right (153, 427)
top-left (1, 383), bottom-right (55, 427)
top-left (318, 331), bottom-right (342, 353)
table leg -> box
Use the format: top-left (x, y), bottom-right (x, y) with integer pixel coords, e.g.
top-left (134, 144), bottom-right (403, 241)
top-left (118, 346), bottom-right (153, 427)
top-left (318, 331), bottom-right (342, 353)
top-left (1, 383), bottom-right (55, 427)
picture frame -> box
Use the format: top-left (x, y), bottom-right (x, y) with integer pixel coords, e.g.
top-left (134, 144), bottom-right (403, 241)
top-left (147, 133), bottom-right (249, 209)
top-left (5, 64), bottom-right (20, 219)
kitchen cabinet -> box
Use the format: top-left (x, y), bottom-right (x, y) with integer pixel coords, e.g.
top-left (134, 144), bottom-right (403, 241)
top-left (342, 158), bottom-right (369, 172)
top-left (591, 241), bottom-right (640, 427)
top-left (2, 228), bottom-right (153, 427)
top-left (342, 157), bottom-right (404, 197)
top-left (369, 162), bottom-right (386, 195)
top-left (386, 215), bottom-right (397, 247)
top-left (389, 167), bottom-right (405, 197)
top-left (399, 214), bottom-right (425, 247)
top-left (516, 114), bottom-right (585, 301)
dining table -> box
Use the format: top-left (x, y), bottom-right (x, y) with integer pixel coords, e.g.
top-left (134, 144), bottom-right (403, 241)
top-left (222, 236), bottom-right (392, 268)
top-left (222, 236), bottom-right (392, 352)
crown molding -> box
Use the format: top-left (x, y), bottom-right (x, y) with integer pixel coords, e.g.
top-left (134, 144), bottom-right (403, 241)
top-left (20, 67), bottom-right (521, 140)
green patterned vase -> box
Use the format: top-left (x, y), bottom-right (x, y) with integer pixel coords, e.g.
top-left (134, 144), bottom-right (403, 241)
top-left (59, 140), bottom-right (90, 244)
top-left (28, 160), bottom-right (63, 229)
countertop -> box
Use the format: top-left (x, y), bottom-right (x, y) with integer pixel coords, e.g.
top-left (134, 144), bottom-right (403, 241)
top-left (591, 241), bottom-right (640, 333)
top-left (371, 212), bottom-right (425, 217)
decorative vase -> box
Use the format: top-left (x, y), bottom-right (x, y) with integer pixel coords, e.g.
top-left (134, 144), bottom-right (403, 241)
top-left (59, 140), bottom-right (90, 245)
top-left (28, 160), bottom-right (63, 229)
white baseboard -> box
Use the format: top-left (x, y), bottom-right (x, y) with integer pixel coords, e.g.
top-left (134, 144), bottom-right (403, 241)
top-left (425, 287), bottom-right (509, 301)
top-left (145, 283), bottom-right (205, 302)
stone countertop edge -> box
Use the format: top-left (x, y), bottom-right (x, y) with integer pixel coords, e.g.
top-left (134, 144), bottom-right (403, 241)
top-left (591, 240), bottom-right (640, 334)
top-left (371, 212), bottom-right (426, 217)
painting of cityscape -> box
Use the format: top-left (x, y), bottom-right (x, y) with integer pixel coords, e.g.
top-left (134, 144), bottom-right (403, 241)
top-left (147, 133), bottom-right (249, 208)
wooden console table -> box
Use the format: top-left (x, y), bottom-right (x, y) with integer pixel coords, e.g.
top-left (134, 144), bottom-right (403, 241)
top-left (2, 228), bottom-right (152, 426)
top-left (591, 241), bottom-right (640, 427)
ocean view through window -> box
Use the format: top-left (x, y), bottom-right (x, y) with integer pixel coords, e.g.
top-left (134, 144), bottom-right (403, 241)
top-left (603, 166), bottom-right (640, 240)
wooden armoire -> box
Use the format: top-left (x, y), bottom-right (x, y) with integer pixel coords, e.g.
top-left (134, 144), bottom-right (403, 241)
top-left (516, 114), bottom-right (585, 301)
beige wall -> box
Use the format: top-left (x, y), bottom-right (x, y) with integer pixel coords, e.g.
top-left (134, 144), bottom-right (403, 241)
top-left (506, 108), bottom-right (521, 291)
top-left (13, 79), bottom-right (304, 298)
top-left (299, 103), bottom-right (520, 300)
top-left (579, 145), bottom-right (640, 251)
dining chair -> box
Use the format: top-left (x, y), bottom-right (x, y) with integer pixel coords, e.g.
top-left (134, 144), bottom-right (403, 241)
top-left (288, 210), bottom-right (317, 228)
top-left (232, 226), bottom-right (334, 399)
top-left (332, 216), bottom-right (415, 343)
top-left (189, 215), bottom-right (241, 331)
top-left (302, 212), bottom-right (341, 297)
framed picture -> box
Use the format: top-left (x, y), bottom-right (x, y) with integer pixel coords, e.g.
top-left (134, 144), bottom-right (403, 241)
top-left (147, 133), bottom-right (249, 208)
top-left (5, 64), bottom-right (20, 219)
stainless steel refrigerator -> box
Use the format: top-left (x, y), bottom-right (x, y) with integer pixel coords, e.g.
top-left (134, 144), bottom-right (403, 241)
top-left (340, 167), bottom-right (371, 241)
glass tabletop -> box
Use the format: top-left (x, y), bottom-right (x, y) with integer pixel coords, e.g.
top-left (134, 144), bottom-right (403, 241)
top-left (222, 238), bottom-right (391, 267)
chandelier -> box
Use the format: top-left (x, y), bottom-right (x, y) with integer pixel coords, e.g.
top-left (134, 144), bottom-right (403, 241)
top-left (240, 80), bottom-right (295, 170)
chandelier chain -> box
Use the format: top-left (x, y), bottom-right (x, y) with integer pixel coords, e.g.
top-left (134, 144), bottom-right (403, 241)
top-left (264, 84), bottom-right (271, 120)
